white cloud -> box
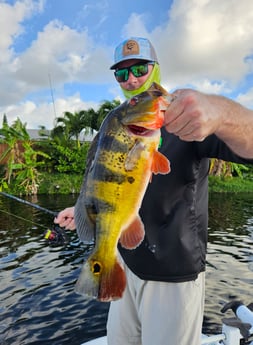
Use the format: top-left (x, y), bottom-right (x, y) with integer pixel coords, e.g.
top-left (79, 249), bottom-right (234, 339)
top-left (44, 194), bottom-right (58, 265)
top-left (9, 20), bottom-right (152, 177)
top-left (0, 0), bottom-right (44, 61)
top-left (1, 0), bottom-right (253, 129)
top-left (14, 20), bottom-right (112, 86)
top-left (15, 20), bottom-right (92, 85)
top-left (122, 13), bottom-right (150, 38)
top-left (0, 1), bottom-right (112, 129)
top-left (0, 93), bottom-right (98, 129)
top-left (0, 18), bottom-right (112, 107)
top-left (122, 0), bottom-right (253, 91)
top-left (155, 0), bottom-right (253, 89)
top-left (236, 88), bottom-right (253, 109)
top-left (162, 78), bottom-right (231, 96)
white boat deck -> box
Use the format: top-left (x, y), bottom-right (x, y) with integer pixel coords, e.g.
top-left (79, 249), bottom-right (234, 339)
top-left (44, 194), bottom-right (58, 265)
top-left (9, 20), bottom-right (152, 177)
top-left (82, 302), bottom-right (253, 345)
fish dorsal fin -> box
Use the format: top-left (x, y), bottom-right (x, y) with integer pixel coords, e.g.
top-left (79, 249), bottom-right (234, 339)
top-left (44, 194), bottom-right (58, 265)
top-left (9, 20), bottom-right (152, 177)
top-left (74, 195), bottom-right (95, 243)
top-left (150, 82), bottom-right (168, 95)
top-left (151, 150), bottom-right (171, 175)
top-left (119, 215), bottom-right (145, 249)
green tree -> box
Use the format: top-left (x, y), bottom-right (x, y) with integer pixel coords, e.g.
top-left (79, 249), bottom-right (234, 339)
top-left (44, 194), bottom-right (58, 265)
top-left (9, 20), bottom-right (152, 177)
top-left (53, 110), bottom-right (87, 148)
top-left (51, 100), bottom-right (121, 144)
top-left (96, 99), bottom-right (121, 129)
top-left (82, 99), bottom-right (121, 133)
top-left (46, 100), bottom-right (121, 173)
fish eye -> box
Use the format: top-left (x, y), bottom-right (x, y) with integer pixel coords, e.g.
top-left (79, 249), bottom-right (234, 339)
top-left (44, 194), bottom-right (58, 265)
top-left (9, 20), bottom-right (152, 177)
top-left (129, 96), bottom-right (139, 106)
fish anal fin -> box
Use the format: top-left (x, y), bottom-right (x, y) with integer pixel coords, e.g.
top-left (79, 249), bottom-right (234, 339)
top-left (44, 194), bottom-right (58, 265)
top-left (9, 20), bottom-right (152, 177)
top-left (119, 216), bottom-right (145, 249)
top-left (152, 150), bottom-right (171, 175)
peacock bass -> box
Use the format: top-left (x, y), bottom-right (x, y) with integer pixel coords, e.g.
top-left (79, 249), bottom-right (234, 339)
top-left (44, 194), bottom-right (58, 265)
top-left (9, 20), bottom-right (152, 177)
top-left (74, 83), bottom-right (173, 301)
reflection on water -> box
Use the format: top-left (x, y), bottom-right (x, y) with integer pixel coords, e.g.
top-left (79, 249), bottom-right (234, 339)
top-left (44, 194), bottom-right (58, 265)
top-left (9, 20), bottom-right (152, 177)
top-left (0, 193), bottom-right (252, 344)
top-left (204, 193), bottom-right (253, 335)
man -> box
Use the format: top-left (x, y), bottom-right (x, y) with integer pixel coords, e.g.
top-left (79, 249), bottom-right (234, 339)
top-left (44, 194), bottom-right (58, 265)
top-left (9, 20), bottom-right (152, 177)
top-left (55, 37), bottom-right (253, 345)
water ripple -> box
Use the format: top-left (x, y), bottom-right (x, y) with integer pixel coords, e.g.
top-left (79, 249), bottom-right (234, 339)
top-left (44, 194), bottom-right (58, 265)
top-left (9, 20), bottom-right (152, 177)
top-left (0, 193), bottom-right (253, 343)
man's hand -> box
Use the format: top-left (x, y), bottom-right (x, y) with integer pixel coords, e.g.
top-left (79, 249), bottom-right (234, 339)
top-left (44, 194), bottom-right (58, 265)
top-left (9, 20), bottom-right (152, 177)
top-left (164, 88), bottom-right (253, 158)
top-left (164, 89), bottom-right (220, 142)
top-left (54, 206), bottom-right (76, 230)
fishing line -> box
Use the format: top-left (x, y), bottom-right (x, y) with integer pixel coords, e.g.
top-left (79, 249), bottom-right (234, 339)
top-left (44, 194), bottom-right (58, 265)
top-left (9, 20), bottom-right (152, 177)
top-left (0, 192), bottom-right (69, 246)
top-left (0, 208), bottom-right (47, 229)
top-left (0, 207), bottom-right (69, 246)
top-left (0, 195), bottom-right (74, 343)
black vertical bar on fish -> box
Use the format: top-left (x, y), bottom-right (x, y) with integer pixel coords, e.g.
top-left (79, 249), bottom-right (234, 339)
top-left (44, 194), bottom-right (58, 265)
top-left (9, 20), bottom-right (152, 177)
top-left (0, 192), bottom-right (58, 216)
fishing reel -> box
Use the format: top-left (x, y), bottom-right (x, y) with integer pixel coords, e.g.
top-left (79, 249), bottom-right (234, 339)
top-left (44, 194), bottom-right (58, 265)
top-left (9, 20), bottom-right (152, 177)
top-left (44, 224), bottom-right (69, 246)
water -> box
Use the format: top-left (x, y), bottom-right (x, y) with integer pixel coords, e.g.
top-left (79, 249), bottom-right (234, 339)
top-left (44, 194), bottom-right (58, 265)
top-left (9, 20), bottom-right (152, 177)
top-left (0, 193), bottom-right (253, 344)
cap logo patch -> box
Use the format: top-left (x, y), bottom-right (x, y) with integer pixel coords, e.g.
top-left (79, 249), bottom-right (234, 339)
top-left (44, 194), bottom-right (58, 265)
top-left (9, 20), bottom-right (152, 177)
top-left (123, 40), bottom-right (139, 56)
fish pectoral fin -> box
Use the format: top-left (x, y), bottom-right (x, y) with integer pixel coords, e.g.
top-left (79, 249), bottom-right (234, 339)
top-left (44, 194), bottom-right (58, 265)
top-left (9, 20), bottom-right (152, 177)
top-left (151, 150), bottom-right (171, 175)
top-left (119, 216), bottom-right (145, 249)
top-left (125, 140), bottom-right (145, 171)
top-left (75, 258), bottom-right (126, 302)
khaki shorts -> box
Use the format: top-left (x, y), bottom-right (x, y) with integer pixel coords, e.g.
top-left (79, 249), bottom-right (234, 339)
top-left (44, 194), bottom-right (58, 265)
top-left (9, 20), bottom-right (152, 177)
top-left (107, 264), bottom-right (205, 345)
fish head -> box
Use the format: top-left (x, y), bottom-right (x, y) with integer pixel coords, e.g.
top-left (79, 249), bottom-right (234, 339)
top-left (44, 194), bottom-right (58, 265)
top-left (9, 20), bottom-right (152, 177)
top-left (122, 82), bottom-right (174, 137)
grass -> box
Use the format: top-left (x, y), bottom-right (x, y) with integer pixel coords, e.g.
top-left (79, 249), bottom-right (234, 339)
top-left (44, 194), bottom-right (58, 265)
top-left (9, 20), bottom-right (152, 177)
top-left (208, 175), bottom-right (253, 193)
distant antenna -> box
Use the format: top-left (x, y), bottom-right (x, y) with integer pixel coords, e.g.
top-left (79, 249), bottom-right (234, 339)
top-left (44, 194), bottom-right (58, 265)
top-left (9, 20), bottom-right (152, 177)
top-left (48, 73), bottom-right (57, 121)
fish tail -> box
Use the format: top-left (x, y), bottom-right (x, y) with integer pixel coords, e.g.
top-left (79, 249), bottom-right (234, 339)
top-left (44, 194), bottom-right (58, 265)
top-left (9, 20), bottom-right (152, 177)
top-left (98, 259), bottom-right (126, 302)
top-left (75, 261), bottom-right (99, 299)
top-left (75, 257), bottom-right (126, 302)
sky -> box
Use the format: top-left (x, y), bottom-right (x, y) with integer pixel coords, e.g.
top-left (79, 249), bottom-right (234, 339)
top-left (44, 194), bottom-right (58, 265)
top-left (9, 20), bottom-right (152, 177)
top-left (0, 0), bottom-right (253, 130)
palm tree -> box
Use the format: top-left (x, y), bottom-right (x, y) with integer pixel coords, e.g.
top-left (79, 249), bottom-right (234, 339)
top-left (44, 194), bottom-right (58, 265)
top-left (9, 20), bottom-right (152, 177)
top-left (96, 100), bottom-right (121, 129)
top-left (84, 107), bottom-right (98, 133)
top-left (52, 100), bottom-right (121, 146)
top-left (54, 111), bottom-right (87, 147)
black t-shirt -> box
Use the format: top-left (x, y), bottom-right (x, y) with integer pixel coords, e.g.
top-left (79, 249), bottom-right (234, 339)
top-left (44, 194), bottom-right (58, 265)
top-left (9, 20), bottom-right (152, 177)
top-left (118, 128), bottom-right (253, 282)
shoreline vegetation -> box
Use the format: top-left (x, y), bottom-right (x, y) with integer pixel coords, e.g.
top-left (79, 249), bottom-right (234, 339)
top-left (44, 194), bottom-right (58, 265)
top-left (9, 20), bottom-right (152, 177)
top-left (1, 173), bottom-right (253, 196)
top-left (1, 109), bottom-right (253, 196)
top-left (208, 175), bottom-right (253, 193)
top-left (37, 173), bottom-right (253, 195)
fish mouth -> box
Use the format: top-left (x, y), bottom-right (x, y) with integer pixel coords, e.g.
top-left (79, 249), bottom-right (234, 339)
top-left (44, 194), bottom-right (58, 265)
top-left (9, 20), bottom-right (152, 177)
top-left (127, 125), bottom-right (154, 136)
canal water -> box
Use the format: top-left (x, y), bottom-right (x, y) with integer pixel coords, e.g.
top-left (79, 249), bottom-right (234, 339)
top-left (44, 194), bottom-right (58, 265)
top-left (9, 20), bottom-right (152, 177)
top-left (0, 192), bottom-right (253, 344)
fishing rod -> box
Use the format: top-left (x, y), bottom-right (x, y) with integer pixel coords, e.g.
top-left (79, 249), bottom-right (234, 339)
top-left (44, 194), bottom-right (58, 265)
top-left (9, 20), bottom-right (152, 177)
top-left (0, 191), bottom-right (69, 246)
top-left (0, 191), bottom-right (57, 216)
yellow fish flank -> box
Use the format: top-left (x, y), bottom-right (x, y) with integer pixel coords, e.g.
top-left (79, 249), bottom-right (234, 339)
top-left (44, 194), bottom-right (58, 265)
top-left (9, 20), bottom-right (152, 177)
top-left (74, 83), bottom-right (173, 301)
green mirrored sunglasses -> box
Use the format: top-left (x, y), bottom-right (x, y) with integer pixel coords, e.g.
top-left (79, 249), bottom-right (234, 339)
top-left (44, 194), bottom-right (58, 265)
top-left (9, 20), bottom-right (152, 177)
top-left (114, 62), bottom-right (154, 83)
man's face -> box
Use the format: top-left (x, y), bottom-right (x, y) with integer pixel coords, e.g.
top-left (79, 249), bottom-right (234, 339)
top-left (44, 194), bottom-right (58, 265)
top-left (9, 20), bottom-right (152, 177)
top-left (115, 59), bottom-right (154, 91)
